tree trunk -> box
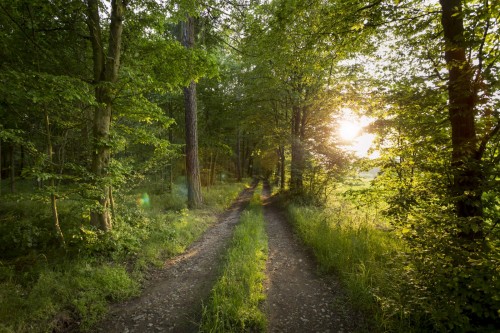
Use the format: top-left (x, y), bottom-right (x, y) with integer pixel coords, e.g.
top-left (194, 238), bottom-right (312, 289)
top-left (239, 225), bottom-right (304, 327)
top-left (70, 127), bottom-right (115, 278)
top-left (183, 15), bottom-right (203, 208)
top-left (20, 145), bottom-right (24, 175)
top-left (290, 105), bottom-right (304, 192)
top-left (184, 79), bottom-right (203, 208)
top-left (210, 151), bottom-right (218, 186)
top-left (236, 129), bottom-right (242, 181)
top-left (45, 111), bottom-right (65, 247)
top-left (10, 144), bottom-right (15, 193)
top-left (166, 101), bottom-right (174, 193)
top-left (279, 145), bottom-right (286, 191)
top-left (86, 0), bottom-right (126, 231)
top-left (439, 0), bottom-right (483, 239)
top-left (0, 138), bottom-right (2, 196)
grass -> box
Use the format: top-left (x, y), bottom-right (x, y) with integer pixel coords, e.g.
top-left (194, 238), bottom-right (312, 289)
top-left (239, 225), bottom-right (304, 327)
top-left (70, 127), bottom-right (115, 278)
top-left (284, 195), bottom-right (408, 332)
top-left (200, 187), bottom-right (268, 332)
top-left (0, 180), bottom-right (247, 333)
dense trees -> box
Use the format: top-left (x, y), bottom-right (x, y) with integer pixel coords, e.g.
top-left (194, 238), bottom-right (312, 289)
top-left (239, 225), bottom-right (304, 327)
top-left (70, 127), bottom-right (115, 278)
top-left (0, 0), bottom-right (498, 331)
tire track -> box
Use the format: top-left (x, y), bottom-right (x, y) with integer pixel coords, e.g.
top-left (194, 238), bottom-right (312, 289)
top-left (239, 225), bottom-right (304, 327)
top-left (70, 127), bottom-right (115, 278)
top-left (93, 183), bottom-right (257, 333)
top-left (262, 182), bottom-right (365, 333)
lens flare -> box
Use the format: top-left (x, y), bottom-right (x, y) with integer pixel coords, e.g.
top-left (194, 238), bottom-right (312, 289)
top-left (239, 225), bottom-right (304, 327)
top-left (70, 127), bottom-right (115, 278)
top-left (137, 193), bottom-right (151, 208)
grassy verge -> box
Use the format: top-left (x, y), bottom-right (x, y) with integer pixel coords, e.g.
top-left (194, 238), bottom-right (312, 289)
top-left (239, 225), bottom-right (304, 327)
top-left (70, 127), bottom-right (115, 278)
top-left (284, 198), bottom-right (407, 332)
top-left (200, 187), bottom-right (268, 332)
top-left (0, 181), bottom-right (247, 333)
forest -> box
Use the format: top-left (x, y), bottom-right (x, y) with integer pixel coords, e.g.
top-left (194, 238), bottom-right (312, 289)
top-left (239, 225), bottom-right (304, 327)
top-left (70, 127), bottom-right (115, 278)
top-left (0, 0), bottom-right (499, 332)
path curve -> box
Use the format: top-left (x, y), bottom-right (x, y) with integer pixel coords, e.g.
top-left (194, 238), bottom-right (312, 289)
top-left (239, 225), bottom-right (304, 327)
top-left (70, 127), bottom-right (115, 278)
top-left (93, 184), bottom-right (256, 333)
top-left (262, 183), bottom-right (365, 333)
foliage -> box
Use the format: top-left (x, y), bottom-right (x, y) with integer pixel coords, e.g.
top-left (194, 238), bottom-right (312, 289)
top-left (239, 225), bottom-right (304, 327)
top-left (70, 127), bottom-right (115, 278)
top-left (0, 181), bottom-right (246, 332)
top-left (0, 261), bottom-right (138, 333)
top-left (396, 205), bottom-right (500, 331)
top-left (200, 188), bottom-right (268, 332)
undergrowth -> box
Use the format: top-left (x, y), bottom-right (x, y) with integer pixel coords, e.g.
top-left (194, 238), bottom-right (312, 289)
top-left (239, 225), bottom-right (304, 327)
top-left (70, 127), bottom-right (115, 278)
top-left (0, 180), bottom-right (247, 333)
top-left (200, 186), bottom-right (268, 332)
top-left (283, 196), bottom-right (408, 332)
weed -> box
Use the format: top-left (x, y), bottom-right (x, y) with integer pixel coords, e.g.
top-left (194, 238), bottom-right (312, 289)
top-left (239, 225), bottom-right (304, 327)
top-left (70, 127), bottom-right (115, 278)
top-left (0, 180), bottom-right (248, 332)
top-left (285, 199), bottom-right (407, 332)
top-left (200, 188), bottom-right (268, 332)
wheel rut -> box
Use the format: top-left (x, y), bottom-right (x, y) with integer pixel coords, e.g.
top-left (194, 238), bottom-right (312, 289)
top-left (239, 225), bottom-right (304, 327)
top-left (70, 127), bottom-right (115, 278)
top-left (93, 183), bottom-right (257, 333)
top-left (262, 183), bottom-right (365, 333)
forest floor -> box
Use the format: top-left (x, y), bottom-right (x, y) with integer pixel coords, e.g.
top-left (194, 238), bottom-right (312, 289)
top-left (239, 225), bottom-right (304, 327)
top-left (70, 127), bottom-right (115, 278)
top-left (91, 182), bottom-right (365, 333)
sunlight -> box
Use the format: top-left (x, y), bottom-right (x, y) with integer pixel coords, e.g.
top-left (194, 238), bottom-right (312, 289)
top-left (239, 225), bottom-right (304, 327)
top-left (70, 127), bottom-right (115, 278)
top-left (335, 108), bottom-right (379, 159)
top-left (339, 121), bottom-right (360, 141)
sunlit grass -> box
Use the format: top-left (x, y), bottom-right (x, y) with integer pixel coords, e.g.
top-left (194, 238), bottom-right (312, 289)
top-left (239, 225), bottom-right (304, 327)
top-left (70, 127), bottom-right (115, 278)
top-left (285, 196), bottom-right (407, 331)
top-left (200, 188), bottom-right (268, 332)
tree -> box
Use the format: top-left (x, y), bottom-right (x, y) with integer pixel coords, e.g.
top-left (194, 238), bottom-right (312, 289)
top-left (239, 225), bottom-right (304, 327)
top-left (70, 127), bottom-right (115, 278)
top-left (85, 0), bottom-right (127, 231)
top-left (182, 14), bottom-right (203, 208)
top-left (438, 0), bottom-right (495, 239)
top-left (363, 1), bottom-right (500, 328)
top-left (235, 0), bottom-right (377, 196)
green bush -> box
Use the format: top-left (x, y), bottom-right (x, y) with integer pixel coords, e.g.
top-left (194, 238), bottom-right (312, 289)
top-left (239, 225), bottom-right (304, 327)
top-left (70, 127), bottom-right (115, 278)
top-left (0, 180), bottom-right (248, 333)
top-left (397, 209), bottom-right (500, 332)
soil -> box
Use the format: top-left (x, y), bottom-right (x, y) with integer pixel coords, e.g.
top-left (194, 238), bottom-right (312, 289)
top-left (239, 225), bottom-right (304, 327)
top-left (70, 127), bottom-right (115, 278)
top-left (92, 184), bottom-right (256, 333)
top-left (91, 181), bottom-right (365, 333)
top-left (262, 183), bottom-right (366, 333)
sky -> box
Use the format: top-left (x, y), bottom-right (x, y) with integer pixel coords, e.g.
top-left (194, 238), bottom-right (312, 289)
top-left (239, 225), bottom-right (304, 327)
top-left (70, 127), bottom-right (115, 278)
top-left (336, 108), bottom-right (379, 159)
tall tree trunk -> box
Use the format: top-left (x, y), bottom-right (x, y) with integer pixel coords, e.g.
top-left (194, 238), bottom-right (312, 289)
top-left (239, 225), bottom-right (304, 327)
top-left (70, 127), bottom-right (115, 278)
top-left (183, 15), bottom-right (203, 208)
top-left (9, 144), bottom-right (15, 193)
top-left (209, 151), bottom-right (217, 186)
top-left (290, 105), bottom-right (304, 192)
top-left (86, 0), bottom-right (126, 231)
top-left (279, 145), bottom-right (285, 191)
top-left (20, 145), bottom-right (24, 175)
top-left (236, 129), bottom-right (242, 181)
top-left (166, 101), bottom-right (174, 193)
top-left (45, 111), bottom-right (65, 247)
top-left (439, 0), bottom-right (483, 239)
top-left (0, 138), bottom-right (2, 196)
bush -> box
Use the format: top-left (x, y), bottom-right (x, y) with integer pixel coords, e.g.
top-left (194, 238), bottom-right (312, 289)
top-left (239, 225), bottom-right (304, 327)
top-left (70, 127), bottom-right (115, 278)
top-left (0, 180), bottom-right (248, 332)
top-left (398, 208), bottom-right (500, 332)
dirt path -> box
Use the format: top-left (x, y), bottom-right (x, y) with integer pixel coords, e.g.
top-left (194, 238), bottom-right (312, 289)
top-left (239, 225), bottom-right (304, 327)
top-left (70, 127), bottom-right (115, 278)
top-left (262, 183), bottom-right (365, 333)
top-left (93, 184), bottom-right (256, 333)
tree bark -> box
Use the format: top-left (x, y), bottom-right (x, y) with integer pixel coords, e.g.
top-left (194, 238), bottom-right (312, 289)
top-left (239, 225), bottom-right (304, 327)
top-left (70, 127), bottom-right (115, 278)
top-left (290, 105), bottom-right (304, 192)
top-left (167, 101), bottom-right (174, 193)
top-left (279, 145), bottom-right (285, 191)
top-left (210, 151), bottom-right (218, 186)
top-left (183, 15), bottom-right (203, 208)
top-left (45, 111), bottom-right (65, 247)
top-left (236, 129), bottom-right (242, 181)
top-left (9, 144), bottom-right (15, 193)
top-left (0, 138), bottom-right (2, 196)
top-left (439, 0), bottom-right (483, 238)
top-left (86, 0), bottom-right (126, 231)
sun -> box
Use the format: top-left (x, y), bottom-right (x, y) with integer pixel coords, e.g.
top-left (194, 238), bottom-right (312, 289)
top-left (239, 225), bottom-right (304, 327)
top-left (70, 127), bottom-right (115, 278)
top-left (339, 121), bottom-right (361, 141)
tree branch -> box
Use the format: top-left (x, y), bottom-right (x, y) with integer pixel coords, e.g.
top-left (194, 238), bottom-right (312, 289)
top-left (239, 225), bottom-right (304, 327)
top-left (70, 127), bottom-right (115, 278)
top-left (477, 120), bottom-right (500, 160)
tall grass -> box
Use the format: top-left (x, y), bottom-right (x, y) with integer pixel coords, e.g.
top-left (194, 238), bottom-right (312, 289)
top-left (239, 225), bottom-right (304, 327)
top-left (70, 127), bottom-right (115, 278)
top-left (285, 199), bottom-right (407, 331)
top-left (0, 181), bottom-right (247, 333)
top-left (200, 188), bottom-right (268, 332)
